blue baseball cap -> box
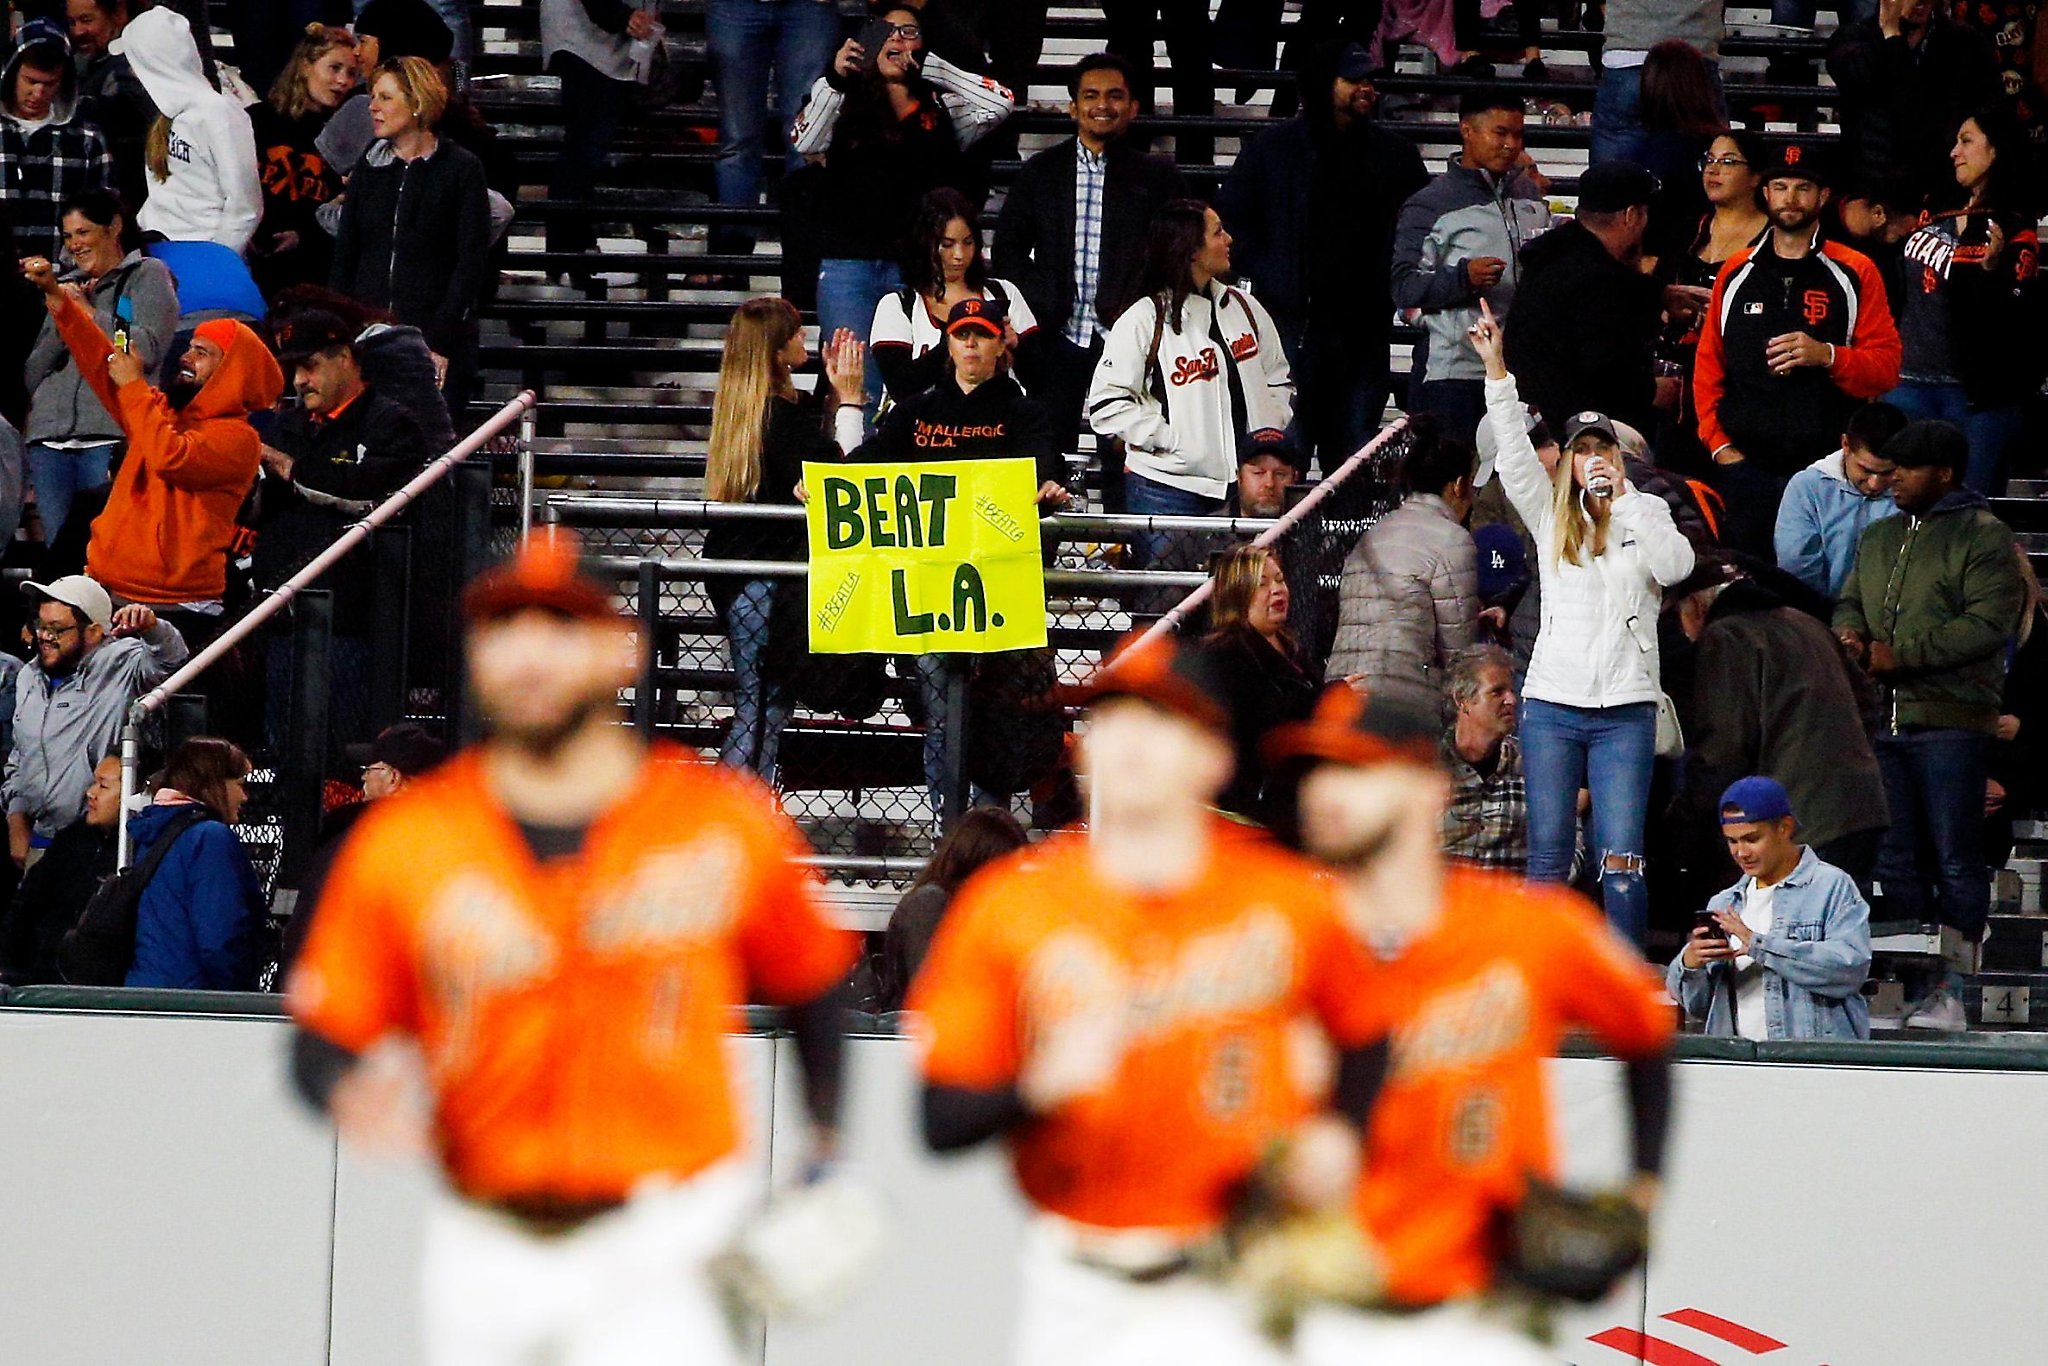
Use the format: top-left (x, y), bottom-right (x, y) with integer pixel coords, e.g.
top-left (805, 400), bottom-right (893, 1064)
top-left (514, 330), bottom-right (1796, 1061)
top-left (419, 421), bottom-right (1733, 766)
top-left (1719, 776), bottom-right (1793, 825)
top-left (1473, 523), bottom-right (1527, 604)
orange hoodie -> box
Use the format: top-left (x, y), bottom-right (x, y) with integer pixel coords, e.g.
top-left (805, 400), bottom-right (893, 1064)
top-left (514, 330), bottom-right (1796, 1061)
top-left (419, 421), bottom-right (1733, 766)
top-left (55, 296), bottom-right (283, 604)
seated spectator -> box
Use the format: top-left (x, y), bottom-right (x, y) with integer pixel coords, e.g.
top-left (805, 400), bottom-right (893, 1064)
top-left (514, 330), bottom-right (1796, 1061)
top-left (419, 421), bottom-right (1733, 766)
top-left (1473, 308), bottom-right (1697, 946)
top-left (0, 750), bottom-right (122, 984)
top-left (1693, 142), bottom-right (1901, 561)
top-left (1827, 0), bottom-right (2000, 199)
top-left (791, 4), bottom-right (1014, 413)
top-left (703, 0), bottom-right (839, 263)
top-left (5, 575), bottom-right (187, 868)
top-left (1390, 90), bottom-right (1551, 440)
top-left (123, 6), bottom-right (261, 255)
top-left (1505, 160), bottom-right (1675, 435)
top-left (1668, 776), bottom-right (1873, 1040)
top-left (871, 187), bottom-right (1040, 411)
top-left (70, 0), bottom-right (157, 216)
top-left (705, 299), bottom-right (866, 785)
top-left (853, 298), bottom-right (1066, 819)
top-left (1889, 106), bottom-right (2046, 494)
top-left (256, 309), bottom-right (432, 751)
top-left (271, 284), bottom-right (455, 451)
top-left (330, 57), bottom-right (492, 413)
top-left (1666, 557), bottom-right (1890, 890)
top-left (1325, 419), bottom-right (1478, 713)
top-left (21, 189), bottom-right (179, 544)
top-left (1773, 400), bottom-right (1904, 601)
top-left (1439, 642), bottom-right (1528, 872)
top-left (539, 0), bottom-right (657, 259)
top-left (248, 23), bottom-right (359, 298)
top-left (1215, 41), bottom-right (1426, 472)
top-left (991, 51), bottom-right (1184, 502)
top-left (1834, 419), bottom-right (2025, 1031)
top-left (1225, 432), bottom-right (1299, 518)
top-left (126, 735), bottom-right (263, 991)
top-left (22, 255), bottom-right (283, 642)
top-left (0, 19), bottom-right (113, 264)
top-left (871, 803), bottom-right (1026, 1011)
top-left (1087, 200), bottom-right (1293, 542)
top-left (1834, 173), bottom-right (1922, 322)
top-left (279, 722), bottom-right (449, 969)
top-left (1193, 543), bottom-right (1319, 822)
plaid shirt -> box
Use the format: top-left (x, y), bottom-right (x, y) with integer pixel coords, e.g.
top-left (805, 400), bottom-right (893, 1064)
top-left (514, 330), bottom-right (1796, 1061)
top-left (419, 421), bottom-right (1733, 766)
top-left (1, 114), bottom-right (114, 264)
top-left (1440, 730), bottom-right (1528, 873)
top-left (1067, 142), bottom-right (1107, 347)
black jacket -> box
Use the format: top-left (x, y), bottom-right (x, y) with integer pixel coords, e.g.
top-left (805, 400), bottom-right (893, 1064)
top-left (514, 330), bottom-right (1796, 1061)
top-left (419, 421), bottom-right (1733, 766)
top-left (703, 393), bottom-right (843, 620)
top-left (329, 138), bottom-right (493, 357)
top-left (1674, 579), bottom-right (1888, 850)
top-left (1827, 18), bottom-right (2001, 196)
top-left (992, 137), bottom-right (1186, 339)
top-left (75, 50), bottom-right (156, 215)
top-left (1504, 219), bottom-right (1665, 433)
top-left (1214, 47), bottom-right (1426, 357)
top-left (248, 101), bottom-right (345, 293)
top-left (1195, 625), bottom-right (1320, 822)
top-left (0, 820), bottom-right (114, 985)
top-left (852, 373), bottom-right (1064, 487)
top-left (255, 386), bottom-right (428, 632)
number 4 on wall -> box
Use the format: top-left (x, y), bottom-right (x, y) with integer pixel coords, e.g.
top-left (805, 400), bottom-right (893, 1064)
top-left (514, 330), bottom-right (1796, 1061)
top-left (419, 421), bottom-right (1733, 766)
top-left (1980, 986), bottom-right (2031, 1025)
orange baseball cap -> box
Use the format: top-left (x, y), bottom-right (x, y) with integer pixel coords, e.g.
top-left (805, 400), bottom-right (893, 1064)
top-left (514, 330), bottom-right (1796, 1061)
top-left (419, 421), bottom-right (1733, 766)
top-left (1262, 684), bottom-right (1441, 770)
top-left (461, 534), bottom-right (617, 624)
top-left (1064, 631), bottom-right (1229, 732)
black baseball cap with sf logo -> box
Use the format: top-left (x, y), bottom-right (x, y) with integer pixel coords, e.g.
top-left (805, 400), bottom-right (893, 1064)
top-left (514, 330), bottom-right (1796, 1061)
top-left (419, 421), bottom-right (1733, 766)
top-left (944, 297), bottom-right (1007, 336)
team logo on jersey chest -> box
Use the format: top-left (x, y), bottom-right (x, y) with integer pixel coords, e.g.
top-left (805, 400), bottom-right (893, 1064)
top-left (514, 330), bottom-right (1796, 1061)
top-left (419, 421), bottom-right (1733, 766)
top-left (583, 835), bottom-right (744, 950)
top-left (1390, 962), bottom-right (1531, 1079)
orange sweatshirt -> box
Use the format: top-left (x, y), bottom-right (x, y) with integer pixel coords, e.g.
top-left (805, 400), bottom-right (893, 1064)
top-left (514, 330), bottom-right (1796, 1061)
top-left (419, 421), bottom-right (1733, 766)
top-left (55, 296), bottom-right (282, 604)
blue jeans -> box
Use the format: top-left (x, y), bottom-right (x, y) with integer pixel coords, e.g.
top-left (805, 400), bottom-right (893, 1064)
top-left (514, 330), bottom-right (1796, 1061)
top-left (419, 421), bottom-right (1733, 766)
top-left (817, 257), bottom-right (904, 415)
top-left (1591, 61), bottom-right (1723, 176)
top-left (1874, 728), bottom-right (1990, 938)
top-left (1521, 698), bottom-right (1658, 946)
top-left (26, 441), bottom-right (115, 543)
top-left (721, 579), bottom-right (793, 785)
top-left (707, 0), bottom-right (841, 256)
top-left (915, 652), bottom-right (996, 823)
top-left (1124, 469), bottom-right (1224, 571)
top-left (1885, 380), bottom-right (2023, 495)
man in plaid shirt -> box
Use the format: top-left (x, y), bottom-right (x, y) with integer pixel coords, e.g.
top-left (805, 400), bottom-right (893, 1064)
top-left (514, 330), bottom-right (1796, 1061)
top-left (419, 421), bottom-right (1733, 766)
top-left (1438, 644), bottom-right (1528, 872)
top-left (1, 21), bottom-right (114, 264)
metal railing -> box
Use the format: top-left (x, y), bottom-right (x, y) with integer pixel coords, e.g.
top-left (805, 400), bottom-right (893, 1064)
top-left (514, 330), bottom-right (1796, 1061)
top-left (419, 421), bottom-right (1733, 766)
top-left (116, 392), bottom-right (540, 867)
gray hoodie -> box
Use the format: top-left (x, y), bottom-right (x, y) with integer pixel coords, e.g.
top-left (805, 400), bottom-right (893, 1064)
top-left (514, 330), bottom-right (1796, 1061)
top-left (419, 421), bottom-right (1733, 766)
top-left (5, 621), bottom-right (189, 840)
top-left (23, 253), bottom-right (181, 446)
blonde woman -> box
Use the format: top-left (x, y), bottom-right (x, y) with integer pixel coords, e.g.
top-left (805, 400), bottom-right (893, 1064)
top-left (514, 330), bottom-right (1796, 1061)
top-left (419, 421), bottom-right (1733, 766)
top-left (330, 57), bottom-right (490, 409)
top-left (249, 24), bottom-right (359, 294)
top-left (1194, 543), bottom-right (1319, 822)
top-left (1471, 300), bottom-right (1694, 945)
top-left (704, 299), bottom-right (867, 782)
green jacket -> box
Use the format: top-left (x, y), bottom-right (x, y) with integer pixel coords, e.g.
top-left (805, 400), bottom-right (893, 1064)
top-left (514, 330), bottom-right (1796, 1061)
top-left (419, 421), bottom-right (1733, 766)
top-left (1833, 490), bottom-right (2024, 735)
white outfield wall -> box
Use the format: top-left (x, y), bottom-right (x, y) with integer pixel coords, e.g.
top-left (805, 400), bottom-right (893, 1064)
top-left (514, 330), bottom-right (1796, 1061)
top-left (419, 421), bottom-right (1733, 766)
top-left (1, 1005), bottom-right (2045, 1365)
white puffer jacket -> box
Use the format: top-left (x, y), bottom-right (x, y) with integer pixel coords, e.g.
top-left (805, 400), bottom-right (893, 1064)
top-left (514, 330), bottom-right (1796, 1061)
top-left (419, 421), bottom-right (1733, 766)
top-left (1486, 375), bottom-right (1694, 709)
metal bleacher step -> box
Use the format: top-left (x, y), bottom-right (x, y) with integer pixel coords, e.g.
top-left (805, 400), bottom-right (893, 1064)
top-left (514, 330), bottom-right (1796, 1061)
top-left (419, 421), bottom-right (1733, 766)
top-left (1983, 914), bottom-right (2048, 975)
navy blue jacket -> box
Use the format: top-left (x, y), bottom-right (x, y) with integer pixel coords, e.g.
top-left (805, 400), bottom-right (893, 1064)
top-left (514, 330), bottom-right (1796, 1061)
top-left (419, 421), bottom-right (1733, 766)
top-left (124, 801), bottom-right (262, 991)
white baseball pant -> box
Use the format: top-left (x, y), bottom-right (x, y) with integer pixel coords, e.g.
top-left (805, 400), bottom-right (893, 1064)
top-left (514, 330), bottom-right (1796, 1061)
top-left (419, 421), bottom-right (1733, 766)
top-left (1295, 1299), bottom-right (1551, 1366)
top-left (1013, 1217), bottom-right (1291, 1366)
top-left (421, 1161), bottom-right (752, 1366)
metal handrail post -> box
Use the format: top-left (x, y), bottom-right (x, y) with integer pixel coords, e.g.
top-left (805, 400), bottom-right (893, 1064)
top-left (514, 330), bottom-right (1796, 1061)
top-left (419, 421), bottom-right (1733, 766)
top-left (517, 405), bottom-right (538, 543)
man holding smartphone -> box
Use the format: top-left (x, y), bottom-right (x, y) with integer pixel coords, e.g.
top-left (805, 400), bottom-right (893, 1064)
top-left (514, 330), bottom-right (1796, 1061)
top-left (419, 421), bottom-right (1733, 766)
top-left (1668, 777), bottom-right (1874, 1041)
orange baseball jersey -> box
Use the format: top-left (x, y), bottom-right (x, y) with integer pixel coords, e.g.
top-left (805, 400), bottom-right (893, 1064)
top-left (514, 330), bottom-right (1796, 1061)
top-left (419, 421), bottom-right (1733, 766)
top-left (287, 743), bottom-right (854, 1202)
top-left (1346, 868), bottom-right (1673, 1307)
top-left (910, 823), bottom-right (1378, 1236)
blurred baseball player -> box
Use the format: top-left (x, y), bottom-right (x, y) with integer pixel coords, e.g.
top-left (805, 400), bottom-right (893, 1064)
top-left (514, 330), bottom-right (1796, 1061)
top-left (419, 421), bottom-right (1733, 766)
top-left (1265, 686), bottom-right (1675, 1365)
top-left (909, 634), bottom-right (1386, 1366)
top-left (286, 537), bottom-right (856, 1366)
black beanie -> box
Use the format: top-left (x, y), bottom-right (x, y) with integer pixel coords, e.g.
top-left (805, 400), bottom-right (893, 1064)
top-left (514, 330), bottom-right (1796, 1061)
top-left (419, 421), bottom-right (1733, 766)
top-left (1880, 420), bottom-right (1967, 474)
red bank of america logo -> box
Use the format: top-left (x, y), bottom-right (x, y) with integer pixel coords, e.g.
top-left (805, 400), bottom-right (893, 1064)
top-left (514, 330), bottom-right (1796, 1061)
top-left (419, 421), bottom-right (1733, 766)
top-left (1579, 1308), bottom-right (1828, 1364)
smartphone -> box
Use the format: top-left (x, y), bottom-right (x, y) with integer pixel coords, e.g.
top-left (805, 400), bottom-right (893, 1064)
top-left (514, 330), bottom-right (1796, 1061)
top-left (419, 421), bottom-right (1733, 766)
top-left (1693, 910), bottom-right (1725, 940)
top-left (113, 328), bottom-right (130, 354)
top-left (851, 16), bottom-right (896, 73)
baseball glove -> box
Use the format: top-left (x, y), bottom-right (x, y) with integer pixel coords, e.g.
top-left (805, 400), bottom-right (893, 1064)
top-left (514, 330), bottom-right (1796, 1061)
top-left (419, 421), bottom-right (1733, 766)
top-left (1229, 1205), bottom-right (1388, 1341)
top-left (711, 1173), bottom-right (890, 1321)
top-left (1498, 1180), bottom-right (1649, 1304)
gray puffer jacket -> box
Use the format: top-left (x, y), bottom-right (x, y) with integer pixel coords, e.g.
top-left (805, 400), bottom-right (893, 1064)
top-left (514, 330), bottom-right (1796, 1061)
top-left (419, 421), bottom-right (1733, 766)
top-left (22, 253), bottom-right (179, 446)
top-left (1325, 493), bottom-right (1478, 711)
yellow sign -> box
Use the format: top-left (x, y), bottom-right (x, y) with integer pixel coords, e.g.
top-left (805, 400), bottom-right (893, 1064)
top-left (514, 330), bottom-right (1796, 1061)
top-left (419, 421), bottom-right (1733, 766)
top-left (804, 458), bottom-right (1048, 654)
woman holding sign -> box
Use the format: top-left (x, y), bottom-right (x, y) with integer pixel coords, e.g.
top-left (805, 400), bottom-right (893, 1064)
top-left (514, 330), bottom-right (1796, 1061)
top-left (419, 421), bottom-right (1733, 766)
top-left (705, 297), bottom-right (869, 785)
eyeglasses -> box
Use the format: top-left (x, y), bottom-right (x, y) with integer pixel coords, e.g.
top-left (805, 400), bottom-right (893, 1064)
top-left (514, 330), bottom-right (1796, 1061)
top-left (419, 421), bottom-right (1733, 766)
top-left (31, 623), bottom-right (81, 642)
top-left (884, 23), bottom-right (922, 39)
top-left (1699, 155), bottom-right (1750, 170)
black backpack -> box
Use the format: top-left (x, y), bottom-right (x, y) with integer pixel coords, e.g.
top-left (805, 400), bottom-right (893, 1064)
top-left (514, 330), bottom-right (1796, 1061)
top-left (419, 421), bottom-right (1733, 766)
top-left (57, 808), bottom-right (211, 986)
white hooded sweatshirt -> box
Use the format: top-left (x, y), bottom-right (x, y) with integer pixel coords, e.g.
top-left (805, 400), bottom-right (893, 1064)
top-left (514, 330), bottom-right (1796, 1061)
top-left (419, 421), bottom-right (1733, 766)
top-left (120, 7), bottom-right (260, 253)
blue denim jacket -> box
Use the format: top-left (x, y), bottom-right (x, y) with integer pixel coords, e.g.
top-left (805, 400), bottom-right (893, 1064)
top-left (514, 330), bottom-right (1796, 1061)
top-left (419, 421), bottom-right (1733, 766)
top-left (1664, 847), bottom-right (1872, 1040)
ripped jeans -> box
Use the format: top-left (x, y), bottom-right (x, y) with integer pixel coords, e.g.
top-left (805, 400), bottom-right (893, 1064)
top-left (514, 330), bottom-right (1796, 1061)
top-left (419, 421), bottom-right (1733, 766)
top-left (1520, 698), bottom-right (1658, 947)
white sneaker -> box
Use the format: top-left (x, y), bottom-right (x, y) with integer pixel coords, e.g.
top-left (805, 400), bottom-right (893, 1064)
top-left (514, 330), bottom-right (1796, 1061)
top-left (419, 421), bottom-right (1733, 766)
top-left (1905, 990), bottom-right (1968, 1033)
